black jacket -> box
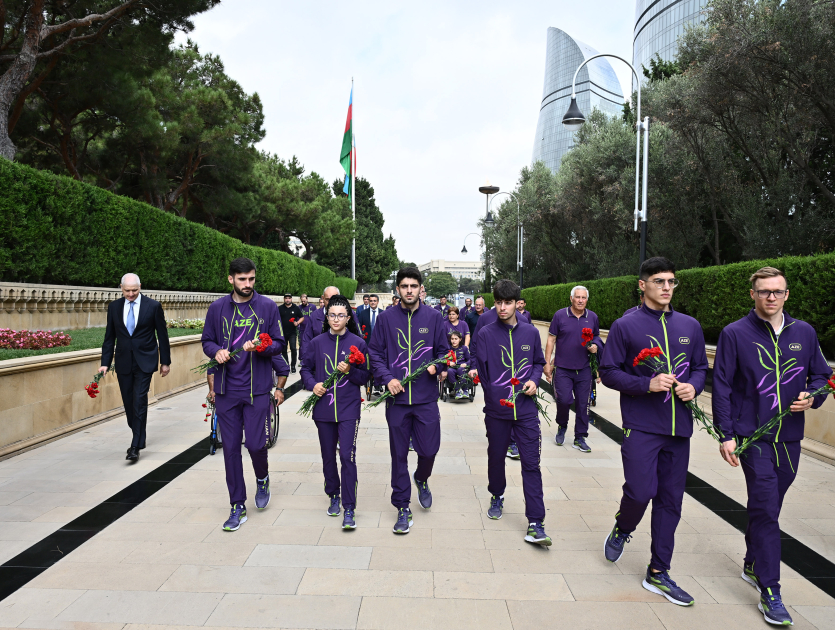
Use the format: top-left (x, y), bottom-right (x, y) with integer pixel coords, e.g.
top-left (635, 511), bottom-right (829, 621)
top-left (101, 296), bottom-right (171, 374)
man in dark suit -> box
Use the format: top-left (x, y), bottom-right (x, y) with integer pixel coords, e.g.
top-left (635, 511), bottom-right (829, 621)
top-left (357, 294), bottom-right (382, 341)
top-left (100, 273), bottom-right (171, 462)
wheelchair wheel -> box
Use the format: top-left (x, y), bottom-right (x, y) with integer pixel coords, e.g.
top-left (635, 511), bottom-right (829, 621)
top-left (267, 396), bottom-right (280, 448)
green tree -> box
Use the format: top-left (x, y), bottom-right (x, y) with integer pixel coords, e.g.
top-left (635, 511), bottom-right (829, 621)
top-left (326, 176), bottom-right (399, 284)
top-left (458, 277), bottom-right (481, 294)
top-left (425, 272), bottom-right (457, 298)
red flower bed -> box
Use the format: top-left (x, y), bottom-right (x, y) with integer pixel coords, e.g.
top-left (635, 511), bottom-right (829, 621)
top-left (0, 328), bottom-right (72, 350)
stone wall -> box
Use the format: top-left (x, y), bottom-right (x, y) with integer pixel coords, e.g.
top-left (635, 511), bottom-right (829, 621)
top-left (0, 335), bottom-right (205, 456)
top-left (0, 282), bottom-right (342, 331)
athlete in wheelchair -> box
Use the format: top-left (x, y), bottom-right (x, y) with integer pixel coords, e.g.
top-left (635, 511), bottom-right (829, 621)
top-left (439, 331), bottom-right (475, 402)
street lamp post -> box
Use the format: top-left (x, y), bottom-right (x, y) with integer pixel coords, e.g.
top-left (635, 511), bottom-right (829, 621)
top-left (489, 191), bottom-right (523, 288)
top-left (478, 185), bottom-right (498, 292)
top-left (562, 54), bottom-right (649, 269)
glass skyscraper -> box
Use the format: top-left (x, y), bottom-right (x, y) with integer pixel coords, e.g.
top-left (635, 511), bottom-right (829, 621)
top-left (532, 28), bottom-right (625, 172)
top-left (633, 0), bottom-right (708, 83)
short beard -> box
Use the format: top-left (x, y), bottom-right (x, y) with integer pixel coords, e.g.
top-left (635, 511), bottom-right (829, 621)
top-left (401, 293), bottom-right (418, 306)
top-left (234, 286), bottom-right (253, 298)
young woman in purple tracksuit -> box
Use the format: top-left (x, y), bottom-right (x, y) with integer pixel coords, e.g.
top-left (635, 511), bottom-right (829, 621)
top-left (445, 331), bottom-right (471, 399)
top-left (369, 267), bottom-right (449, 534)
top-left (300, 295), bottom-right (370, 530)
top-left (712, 267), bottom-right (832, 626)
top-left (600, 257), bottom-right (708, 607)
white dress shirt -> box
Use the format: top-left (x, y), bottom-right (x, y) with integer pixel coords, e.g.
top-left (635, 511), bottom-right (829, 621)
top-left (368, 307), bottom-right (380, 331)
top-left (123, 293), bottom-right (142, 328)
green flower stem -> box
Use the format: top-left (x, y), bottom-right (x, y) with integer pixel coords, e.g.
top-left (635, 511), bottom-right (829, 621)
top-left (364, 357), bottom-right (449, 410)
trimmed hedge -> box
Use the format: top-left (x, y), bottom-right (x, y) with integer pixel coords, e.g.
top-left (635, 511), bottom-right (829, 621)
top-left (521, 253), bottom-right (835, 357)
top-left (0, 160), bottom-right (354, 298)
top-left (334, 277), bottom-right (358, 299)
top-left (481, 293), bottom-right (494, 309)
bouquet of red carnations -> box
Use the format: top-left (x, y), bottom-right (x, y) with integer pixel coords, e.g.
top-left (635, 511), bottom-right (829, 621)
top-left (192, 333), bottom-right (273, 374)
top-left (299, 345), bottom-right (366, 417)
top-left (581, 327), bottom-right (599, 376)
top-left (633, 347), bottom-right (724, 442)
top-left (499, 377), bottom-right (553, 425)
top-left (84, 363), bottom-right (112, 399)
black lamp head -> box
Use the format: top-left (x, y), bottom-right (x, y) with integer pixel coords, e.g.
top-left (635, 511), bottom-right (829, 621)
top-left (562, 96), bottom-right (585, 130)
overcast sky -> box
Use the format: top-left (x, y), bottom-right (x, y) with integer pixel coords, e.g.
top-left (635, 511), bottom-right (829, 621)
top-left (177, 1), bottom-right (635, 267)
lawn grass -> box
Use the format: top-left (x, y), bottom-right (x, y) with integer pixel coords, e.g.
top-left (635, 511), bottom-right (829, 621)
top-left (0, 327), bottom-right (199, 362)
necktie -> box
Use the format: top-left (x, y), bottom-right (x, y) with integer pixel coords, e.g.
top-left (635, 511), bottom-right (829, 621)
top-left (371, 309), bottom-right (376, 331)
top-left (127, 301), bottom-right (136, 336)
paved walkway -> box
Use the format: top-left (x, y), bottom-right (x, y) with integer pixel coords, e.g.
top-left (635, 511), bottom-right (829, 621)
top-left (1, 377), bottom-right (834, 629)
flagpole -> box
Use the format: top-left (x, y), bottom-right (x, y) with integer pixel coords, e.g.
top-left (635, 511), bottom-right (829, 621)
top-left (351, 77), bottom-right (356, 282)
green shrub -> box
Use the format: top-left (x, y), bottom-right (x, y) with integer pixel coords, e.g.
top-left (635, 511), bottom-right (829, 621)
top-left (0, 160), bottom-right (342, 296)
top-left (334, 277), bottom-right (357, 299)
top-left (481, 293), bottom-right (494, 309)
top-left (521, 253), bottom-right (835, 356)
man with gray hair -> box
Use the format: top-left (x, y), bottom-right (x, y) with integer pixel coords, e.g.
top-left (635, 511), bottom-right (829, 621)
top-left (544, 285), bottom-right (602, 452)
top-left (300, 286), bottom-right (340, 364)
top-left (101, 273), bottom-right (171, 461)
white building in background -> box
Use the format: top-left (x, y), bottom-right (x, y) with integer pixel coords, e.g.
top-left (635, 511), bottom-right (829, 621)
top-left (418, 260), bottom-right (483, 281)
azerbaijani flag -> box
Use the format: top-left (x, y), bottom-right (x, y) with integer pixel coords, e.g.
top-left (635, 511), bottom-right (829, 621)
top-left (339, 86), bottom-right (353, 196)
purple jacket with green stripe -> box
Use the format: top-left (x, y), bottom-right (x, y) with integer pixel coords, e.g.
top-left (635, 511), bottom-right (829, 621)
top-left (712, 309), bottom-right (831, 444)
top-left (300, 330), bottom-right (369, 422)
top-left (201, 292), bottom-right (286, 397)
top-left (599, 305), bottom-right (708, 438)
top-left (474, 319), bottom-right (546, 421)
top-left (368, 302), bottom-right (449, 405)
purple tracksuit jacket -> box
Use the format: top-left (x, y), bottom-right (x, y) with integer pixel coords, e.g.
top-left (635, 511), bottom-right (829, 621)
top-left (622, 305), bottom-right (642, 318)
top-left (301, 330), bottom-right (369, 422)
top-left (712, 309), bottom-right (831, 442)
top-left (516, 310), bottom-right (532, 324)
top-left (201, 292), bottom-right (286, 397)
top-left (300, 306), bottom-right (327, 360)
top-left (475, 319), bottom-right (546, 421)
top-left (600, 305), bottom-right (708, 437)
top-left (435, 304), bottom-right (450, 319)
top-left (298, 303), bottom-right (316, 334)
top-left (548, 307), bottom-right (603, 370)
top-left (445, 318), bottom-right (470, 340)
top-left (272, 355), bottom-right (290, 379)
top-left (368, 303), bottom-right (450, 405)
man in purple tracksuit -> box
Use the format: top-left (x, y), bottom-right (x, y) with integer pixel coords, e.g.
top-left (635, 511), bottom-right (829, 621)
top-left (301, 295), bottom-right (370, 529)
top-left (369, 267), bottom-right (449, 534)
top-left (435, 296), bottom-right (451, 319)
top-left (515, 299), bottom-right (532, 324)
top-left (543, 286), bottom-right (603, 452)
top-left (460, 297), bottom-right (474, 319)
top-left (296, 294), bottom-right (316, 359)
top-left (712, 267), bottom-right (832, 626)
top-left (599, 257), bottom-right (708, 607)
top-left (475, 280), bottom-right (550, 546)
top-left (299, 285), bottom-right (339, 364)
top-left (201, 258), bottom-right (286, 532)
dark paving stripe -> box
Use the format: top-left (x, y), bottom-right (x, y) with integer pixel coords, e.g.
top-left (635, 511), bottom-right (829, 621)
top-left (0, 380), bottom-right (304, 601)
top-left (540, 379), bottom-right (835, 598)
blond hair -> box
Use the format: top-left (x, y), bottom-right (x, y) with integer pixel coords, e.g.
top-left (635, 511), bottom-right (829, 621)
top-left (749, 267), bottom-right (787, 289)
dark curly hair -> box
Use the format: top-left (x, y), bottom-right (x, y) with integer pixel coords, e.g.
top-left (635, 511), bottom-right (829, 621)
top-left (320, 295), bottom-right (360, 336)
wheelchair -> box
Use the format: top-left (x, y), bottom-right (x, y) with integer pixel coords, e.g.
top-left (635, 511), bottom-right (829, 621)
top-left (206, 392), bottom-right (280, 454)
top-left (439, 370), bottom-right (476, 403)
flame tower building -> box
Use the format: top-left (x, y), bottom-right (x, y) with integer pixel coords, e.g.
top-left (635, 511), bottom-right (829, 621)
top-left (532, 27), bottom-right (624, 172)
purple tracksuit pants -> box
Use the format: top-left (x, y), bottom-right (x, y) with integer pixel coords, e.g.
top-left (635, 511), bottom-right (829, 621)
top-left (386, 401), bottom-right (440, 508)
top-left (616, 428), bottom-right (690, 572)
top-left (485, 415), bottom-right (545, 521)
top-left (741, 440), bottom-right (800, 591)
top-left (554, 366), bottom-right (591, 439)
top-left (315, 420), bottom-right (360, 510)
top-left (215, 391), bottom-right (270, 505)
top-left (447, 367), bottom-right (469, 393)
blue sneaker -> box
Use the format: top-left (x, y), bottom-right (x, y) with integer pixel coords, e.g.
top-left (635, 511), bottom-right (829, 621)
top-left (573, 437), bottom-right (591, 453)
top-left (222, 503), bottom-right (247, 531)
top-left (524, 521), bottom-right (552, 546)
top-left (604, 523), bottom-right (631, 562)
top-left (413, 472), bottom-right (432, 509)
top-left (642, 567), bottom-right (695, 606)
top-left (759, 588), bottom-right (793, 625)
top-left (342, 509), bottom-right (356, 530)
top-left (506, 442), bottom-right (520, 459)
top-left (327, 495), bottom-right (340, 516)
top-left (393, 507), bottom-right (413, 534)
top-left (742, 561), bottom-right (762, 593)
top-left (555, 425), bottom-right (567, 446)
top-left (255, 476), bottom-right (270, 509)
top-left (487, 495), bottom-right (504, 520)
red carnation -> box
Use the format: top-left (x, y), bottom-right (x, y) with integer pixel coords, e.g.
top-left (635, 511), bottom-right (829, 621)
top-left (499, 399), bottom-right (507, 407)
top-left (649, 347), bottom-right (663, 358)
top-left (581, 327), bottom-right (594, 346)
top-left (256, 333), bottom-right (272, 353)
top-left (290, 318), bottom-right (295, 322)
top-left (511, 377), bottom-right (520, 386)
top-left (473, 375), bottom-right (480, 385)
top-left (362, 325), bottom-right (366, 330)
top-left (202, 403), bottom-right (207, 408)
top-left (506, 400), bottom-right (515, 408)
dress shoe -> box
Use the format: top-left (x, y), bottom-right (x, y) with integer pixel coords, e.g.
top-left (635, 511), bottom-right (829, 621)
top-left (126, 447), bottom-right (139, 461)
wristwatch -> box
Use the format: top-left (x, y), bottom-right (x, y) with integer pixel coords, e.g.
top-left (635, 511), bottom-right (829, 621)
top-left (275, 387), bottom-right (284, 393)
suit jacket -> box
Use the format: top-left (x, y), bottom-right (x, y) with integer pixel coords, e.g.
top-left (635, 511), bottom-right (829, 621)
top-left (102, 296), bottom-right (171, 375)
top-left (357, 307), bottom-right (383, 341)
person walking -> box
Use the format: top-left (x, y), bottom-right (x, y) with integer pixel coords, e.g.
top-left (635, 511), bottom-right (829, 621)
top-left (475, 280), bottom-right (550, 546)
top-left (201, 258), bottom-right (286, 532)
top-left (278, 294), bottom-right (303, 373)
top-left (387, 296), bottom-right (400, 310)
top-left (100, 273), bottom-right (171, 462)
top-left (464, 296), bottom-right (485, 337)
top-left (543, 286), bottom-right (602, 453)
top-left (369, 267), bottom-right (449, 534)
top-left (301, 295), bottom-right (370, 530)
top-left (599, 257), bottom-right (708, 607)
top-left (357, 294), bottom-right (383, 340)
top-left (356, 295), bottom-right (370, 317)
top-left (300, 286), bottom-right (340, 363)
top-left (297, 294), bottom-right (316, 363)
top-left (712, 267), bottom-right (832, 626)
top-left (515, 298), bottom-right (532, 324)
top-left (435, 296), bottom-right (450, 319)
top-left (460, 297), bottom-right (474, 319)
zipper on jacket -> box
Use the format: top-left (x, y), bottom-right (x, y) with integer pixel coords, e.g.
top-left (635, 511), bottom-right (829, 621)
top-left (408, 311), bottom-right (413, 405)
top-left (660, 313), bottom-right (674, 436)
top-left (334, 335), bottom-right (339, 422)
top-left (766, 325), bottom-right (783, 442)
top-left (509, 328), bottom-right (517, 422)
